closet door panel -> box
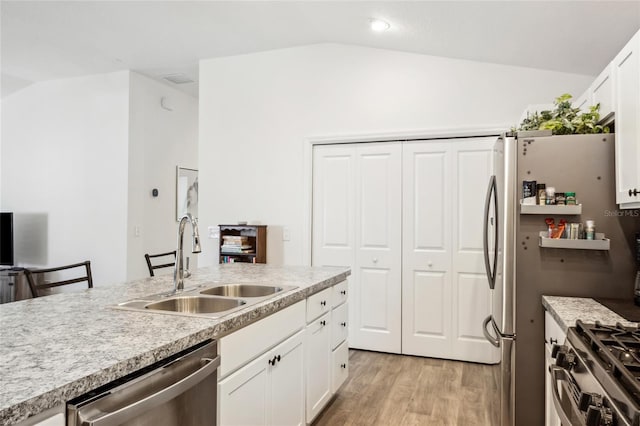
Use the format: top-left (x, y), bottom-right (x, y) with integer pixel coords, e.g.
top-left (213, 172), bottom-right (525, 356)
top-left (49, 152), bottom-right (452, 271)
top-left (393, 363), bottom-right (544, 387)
top-left (402, 141), bottom-right (452, 357)
top-left (451, 139), bottom-right (500, 363)
top-left (353, 143), bottom-right (402, 353)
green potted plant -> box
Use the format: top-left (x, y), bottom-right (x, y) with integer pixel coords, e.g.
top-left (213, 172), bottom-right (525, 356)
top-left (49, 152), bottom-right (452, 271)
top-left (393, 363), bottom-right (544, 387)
top-left (515, 93), bottom-right (610, 135)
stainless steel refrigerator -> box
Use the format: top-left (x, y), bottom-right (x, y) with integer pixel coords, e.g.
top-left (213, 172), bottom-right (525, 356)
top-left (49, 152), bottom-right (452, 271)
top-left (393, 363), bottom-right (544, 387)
top-left (482, 131), bottom-right (639, 426)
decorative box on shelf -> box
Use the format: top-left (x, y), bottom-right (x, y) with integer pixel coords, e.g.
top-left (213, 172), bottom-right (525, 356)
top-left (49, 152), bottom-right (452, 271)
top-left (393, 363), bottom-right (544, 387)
top-left (538, 231), bottom-right (610, 250)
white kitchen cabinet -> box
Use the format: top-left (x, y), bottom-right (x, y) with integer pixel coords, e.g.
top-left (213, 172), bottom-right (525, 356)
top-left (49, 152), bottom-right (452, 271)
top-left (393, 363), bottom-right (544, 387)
top-left (591, 63), bottom-right (615, 122)
top-left (544, 310), bottom-right (566, 426)
top-left (219, 330), bottom-right (305, 426)
top-left (331, 302), bottom-right (348, 350)
top-left (574, 90), bottom-right (591, 113)
top-left (613, 29), bottom-right (640, 209)
top-left (331, 340), bottom-right (349, 393)
top-left (306, 311), bottom-right (332, 423)
top-left (218, 301), bottom-right (305, 379)
top-left (312, 142), bottom-right (402, 354)
top-left (402, 138), bottom-right (499, 363)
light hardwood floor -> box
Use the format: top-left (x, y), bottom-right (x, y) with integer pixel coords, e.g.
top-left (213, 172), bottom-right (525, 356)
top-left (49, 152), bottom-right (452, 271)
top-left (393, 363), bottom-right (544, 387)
top-left (312, 350), bottom-right (499, 426)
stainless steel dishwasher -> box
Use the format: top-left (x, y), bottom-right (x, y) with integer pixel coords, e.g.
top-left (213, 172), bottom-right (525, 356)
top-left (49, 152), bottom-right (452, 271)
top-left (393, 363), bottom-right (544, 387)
top-left (67, 340), bottom-right (219, 426)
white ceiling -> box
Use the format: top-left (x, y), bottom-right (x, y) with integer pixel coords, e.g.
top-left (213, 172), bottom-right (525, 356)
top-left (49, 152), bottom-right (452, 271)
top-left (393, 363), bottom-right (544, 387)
top-left (2, 1), bottom-right (640, 98)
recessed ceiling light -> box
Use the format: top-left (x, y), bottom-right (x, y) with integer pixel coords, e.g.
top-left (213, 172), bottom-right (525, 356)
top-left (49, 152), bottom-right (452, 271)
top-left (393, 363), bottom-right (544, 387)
top-left (370, 19), bottom-right (390, 32)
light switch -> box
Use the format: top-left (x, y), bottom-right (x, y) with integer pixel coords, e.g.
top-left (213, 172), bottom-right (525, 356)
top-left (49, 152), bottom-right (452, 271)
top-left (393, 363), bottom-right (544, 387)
top-left (283, 227), bottom-right (290, 241)
top-left (134, 225), bottom-right (141, 237)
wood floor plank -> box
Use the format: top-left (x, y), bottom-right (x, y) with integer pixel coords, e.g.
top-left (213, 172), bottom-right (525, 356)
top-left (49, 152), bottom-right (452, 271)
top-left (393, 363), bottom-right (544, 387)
top-left (312, 349), bottom-right (498, 426)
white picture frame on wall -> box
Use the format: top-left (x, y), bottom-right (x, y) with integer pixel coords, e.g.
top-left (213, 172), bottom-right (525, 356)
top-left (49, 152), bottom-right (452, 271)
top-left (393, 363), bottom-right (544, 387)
top-left (176, 166), bottom-right (198, 221)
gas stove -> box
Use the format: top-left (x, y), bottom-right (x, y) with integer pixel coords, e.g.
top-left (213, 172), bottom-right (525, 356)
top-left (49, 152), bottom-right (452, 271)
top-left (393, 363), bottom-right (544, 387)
top-left (551, 321), bottom-right (640, 426)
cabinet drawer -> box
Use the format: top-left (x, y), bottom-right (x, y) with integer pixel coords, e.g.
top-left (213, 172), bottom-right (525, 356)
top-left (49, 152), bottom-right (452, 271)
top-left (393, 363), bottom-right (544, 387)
top-left (331, 303), bottom-right (348, 350)
top-left (332, 340), bottom-right (349, 394)
top-left (219, 301), bottom-right (305, 379)
top-left (544, 310), bottom-right (566, 351)
top-left (332, 280), bottom-right (348, 308)
top-left (307, 287), bottom-right (331, 323)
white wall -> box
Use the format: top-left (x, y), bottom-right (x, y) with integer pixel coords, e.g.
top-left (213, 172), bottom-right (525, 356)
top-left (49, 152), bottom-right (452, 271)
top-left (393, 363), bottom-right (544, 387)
top-left (127, 72), bottom-right (198, 280)
top-left (0, 70), bottom-right (199, 285)
top-left (1, 71), bottom-right (130, 285)
top-left (199, 43), bottom-right (594, 266)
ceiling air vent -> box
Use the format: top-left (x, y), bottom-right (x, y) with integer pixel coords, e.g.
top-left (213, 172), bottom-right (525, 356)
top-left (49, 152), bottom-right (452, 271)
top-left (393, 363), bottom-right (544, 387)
top-left (162, 74), bottom-right (195, 85)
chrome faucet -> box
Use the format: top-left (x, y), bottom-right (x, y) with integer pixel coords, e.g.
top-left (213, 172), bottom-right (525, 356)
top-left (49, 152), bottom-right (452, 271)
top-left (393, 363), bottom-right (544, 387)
top-left (174, 213), bottom-right (201, 292)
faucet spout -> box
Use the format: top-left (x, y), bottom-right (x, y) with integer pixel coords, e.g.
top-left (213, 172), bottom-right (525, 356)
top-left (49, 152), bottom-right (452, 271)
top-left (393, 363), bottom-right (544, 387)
top-left (174, 213), bottom-right (200, 292)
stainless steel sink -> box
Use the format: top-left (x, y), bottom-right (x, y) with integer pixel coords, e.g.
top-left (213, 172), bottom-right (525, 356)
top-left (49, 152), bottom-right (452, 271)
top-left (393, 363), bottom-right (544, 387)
top-left (114, 283), bottom-right (298, 318)
top-left (145, 296), bottom-right (245, 314)
top-left (200, 284), bottom-right (291, 298)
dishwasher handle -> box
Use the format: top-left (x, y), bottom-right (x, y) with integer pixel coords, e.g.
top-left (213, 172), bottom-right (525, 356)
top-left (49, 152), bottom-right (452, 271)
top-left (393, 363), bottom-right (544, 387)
top-left (83, 355), bottom-right (220, 426)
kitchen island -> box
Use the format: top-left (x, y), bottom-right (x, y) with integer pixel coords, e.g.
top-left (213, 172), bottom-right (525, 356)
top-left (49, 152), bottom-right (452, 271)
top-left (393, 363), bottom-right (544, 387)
top-left (0, 264), bottom-right (350, 425)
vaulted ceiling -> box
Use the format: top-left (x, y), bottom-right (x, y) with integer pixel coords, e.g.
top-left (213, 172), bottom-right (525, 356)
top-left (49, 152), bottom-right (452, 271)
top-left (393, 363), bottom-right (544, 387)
top-left (2, 1), bottom-right (640, 98)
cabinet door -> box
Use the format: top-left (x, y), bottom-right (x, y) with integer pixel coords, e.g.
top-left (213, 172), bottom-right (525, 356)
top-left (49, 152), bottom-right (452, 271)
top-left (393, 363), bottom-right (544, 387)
top-left (353, 142), bottom-right (402, 353)
top-left (591, 63), bottom-right (614, 121)
top-left (218, 352), bottom-right (269, 426)
top-left (331, 303), bottom-right (348, 350)
top-left (269, 330), bottom-right (305, 426)
top-left (613, 30), bottom-right (640, 208)
top-left (402, 141), bottom-right (453, 358)
top-left (331, 340), bottom-right (349, 393)
top-left (306, 312), bottom-right (332, 423)
top-left (574, 90), bottom-right (591, 113)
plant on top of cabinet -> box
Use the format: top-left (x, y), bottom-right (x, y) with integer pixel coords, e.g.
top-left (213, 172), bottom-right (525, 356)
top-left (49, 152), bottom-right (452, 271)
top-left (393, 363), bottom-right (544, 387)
top-left (515, 94), bottom-right (610, 135)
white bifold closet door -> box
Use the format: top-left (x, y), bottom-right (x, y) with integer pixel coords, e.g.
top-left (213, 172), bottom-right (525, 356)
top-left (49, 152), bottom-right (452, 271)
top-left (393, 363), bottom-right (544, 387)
top-left (312, 142), bottom-right (402, 354)
top-left (402, 138), bottom-right (499, 363)
top-left (312, 137), bottom-right (498, 363)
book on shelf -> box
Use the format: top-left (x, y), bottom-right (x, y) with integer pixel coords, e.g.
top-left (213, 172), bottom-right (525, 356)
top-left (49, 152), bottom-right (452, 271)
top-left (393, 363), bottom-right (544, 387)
top-left (222, 236), bottom-right (249, 244)
top-left (221, 244), bottom-right (254, 253)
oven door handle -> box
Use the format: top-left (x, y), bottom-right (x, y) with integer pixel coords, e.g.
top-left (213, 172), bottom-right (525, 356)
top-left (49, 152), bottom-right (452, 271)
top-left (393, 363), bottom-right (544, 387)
top-left (549, 365), bottom-right (583, 426)
top-left (82, 355), bottom-right (220, 426)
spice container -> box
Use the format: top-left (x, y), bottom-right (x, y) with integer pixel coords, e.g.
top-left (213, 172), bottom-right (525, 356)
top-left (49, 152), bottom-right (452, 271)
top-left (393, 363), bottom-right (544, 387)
top-left (585, 220), bottom-right (596, 240)
top-left (565, 192), bottom-right (576, 205)
top-left (537, 183), bottom-right (546, 205)
top-left (555, 192), bottom-right (566, 205)
top-left (522, 181), bottom-right (537, 205)
top-left (545, 187), bottom-right (556, 205)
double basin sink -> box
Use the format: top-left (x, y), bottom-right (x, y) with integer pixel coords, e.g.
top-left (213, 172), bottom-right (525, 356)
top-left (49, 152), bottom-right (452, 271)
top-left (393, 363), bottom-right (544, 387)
top-left (116, 283), bottom-right (298, 318)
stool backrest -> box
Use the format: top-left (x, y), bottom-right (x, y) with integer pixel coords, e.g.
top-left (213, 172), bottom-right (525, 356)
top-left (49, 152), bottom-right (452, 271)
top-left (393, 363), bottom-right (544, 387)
top-left (144, 251), bottom-right (176, 277)
top-left (25, 261), bottom-right (93, 298)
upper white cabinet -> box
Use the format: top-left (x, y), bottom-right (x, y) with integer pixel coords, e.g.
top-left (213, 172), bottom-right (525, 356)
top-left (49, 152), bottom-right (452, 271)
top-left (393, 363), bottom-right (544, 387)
top-left (574, 90), bottom-right (591, 113)
top-left (613, 29), bottom-right (640, 209)
top-left (591, 63), bottom-right (615, 122)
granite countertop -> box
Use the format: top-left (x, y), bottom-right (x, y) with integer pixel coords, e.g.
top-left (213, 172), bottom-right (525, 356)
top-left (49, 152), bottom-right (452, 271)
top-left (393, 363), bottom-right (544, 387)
top-left (542, 295), bottom-right (638, 332)
top-left (0, 264), bottom-right (350, 425)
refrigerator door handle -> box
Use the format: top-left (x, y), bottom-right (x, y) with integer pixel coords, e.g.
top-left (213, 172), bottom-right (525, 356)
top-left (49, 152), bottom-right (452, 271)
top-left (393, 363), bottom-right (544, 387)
top-left (482, 315), bottom-right (500, 348)
top-left (483, 175), bottom-right (497, 290)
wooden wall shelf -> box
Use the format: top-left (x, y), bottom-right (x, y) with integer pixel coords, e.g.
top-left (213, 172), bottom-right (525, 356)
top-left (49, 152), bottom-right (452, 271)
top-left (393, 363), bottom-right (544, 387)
top-left (219, 225), bottom-right (267, 264)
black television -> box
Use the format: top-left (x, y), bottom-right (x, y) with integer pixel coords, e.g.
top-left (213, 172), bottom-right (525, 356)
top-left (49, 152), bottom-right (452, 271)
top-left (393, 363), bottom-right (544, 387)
top-left (0, 212), bottom-right (14, 266)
